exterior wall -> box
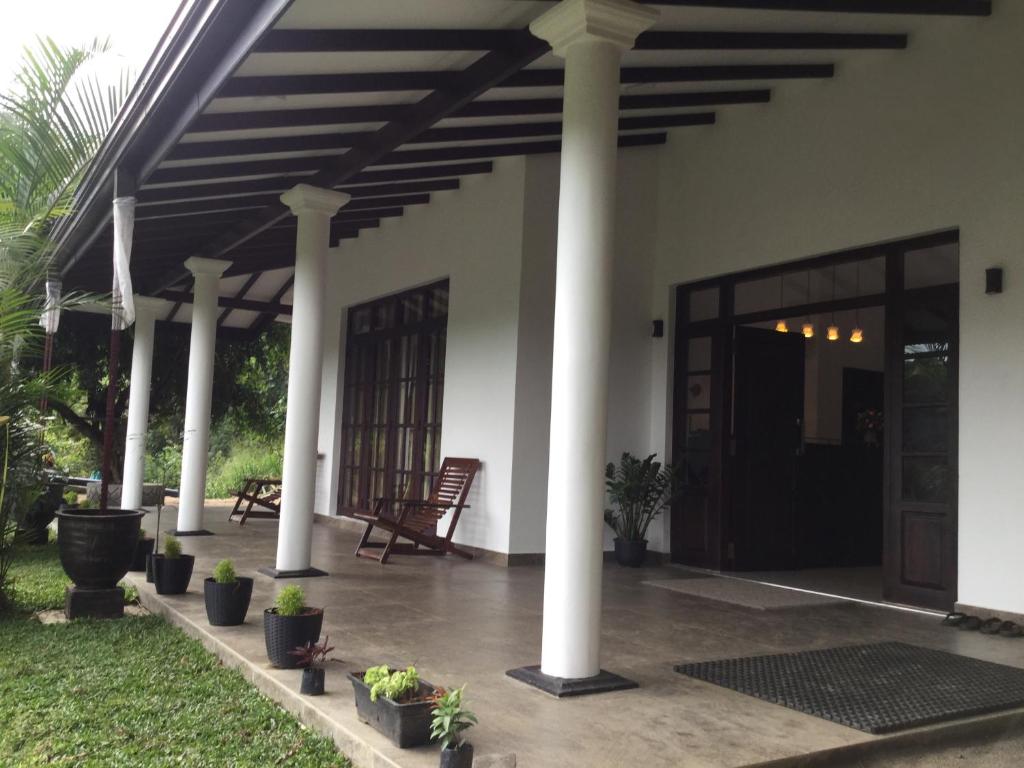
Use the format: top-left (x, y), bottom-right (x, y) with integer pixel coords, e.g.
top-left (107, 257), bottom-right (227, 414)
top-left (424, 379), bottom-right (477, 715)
top-left (649, 6), bottom-right (1024, 613)
top-left (315, 157), bottom-right (528, 555)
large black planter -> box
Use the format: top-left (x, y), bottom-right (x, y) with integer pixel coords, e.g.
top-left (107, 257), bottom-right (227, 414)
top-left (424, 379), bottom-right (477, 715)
top-left (349, 671), bottom-right (438, 748)
top-left (440, 743), bottom-right (474, 768)
top-left (613, 538), bottom-right (648, 567)
top-left (130, 538), bottom-right (155, 571)
top-left (153, 554), bottom-right (195, 595)
top-left (204, 577), bottom-right (254, 626)
top-left (263, 608), bottom-right (324, 669)
top-left (56, 508), bottom-right (145, 589)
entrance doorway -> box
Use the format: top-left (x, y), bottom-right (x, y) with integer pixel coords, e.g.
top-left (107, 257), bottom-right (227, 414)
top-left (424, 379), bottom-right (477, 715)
top-left (671, 232), bottom-right (958, 611)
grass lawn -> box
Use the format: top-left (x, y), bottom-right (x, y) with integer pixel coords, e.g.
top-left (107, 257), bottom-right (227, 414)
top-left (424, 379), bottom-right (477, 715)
top-left (0, 543), bottom-right (349, 767)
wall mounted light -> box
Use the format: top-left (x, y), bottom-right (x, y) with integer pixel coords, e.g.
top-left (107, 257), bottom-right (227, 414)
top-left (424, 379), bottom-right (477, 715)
top-left (986, 267), bottom-right (1004, 294)
top-left (652, 319), bottom-right (664, 338)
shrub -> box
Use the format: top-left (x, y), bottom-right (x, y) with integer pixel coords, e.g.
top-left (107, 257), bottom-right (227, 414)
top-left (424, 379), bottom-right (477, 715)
top-left (62, 491), bottom-right (78, 506)
top-left (205, 441), bottom-right (283, 499)
top-left (163, 536), bottom-right (182, 559)
top-left (431, 685), bottom-right (477, 750)
top-left (138, 528), bottom-right (147, 541)
top-left (364, 665), bottom-right (419, 703)
top-left (275, 585), bottom-right (304, 616)
top-left (212, 559), bottom-right (236, 584)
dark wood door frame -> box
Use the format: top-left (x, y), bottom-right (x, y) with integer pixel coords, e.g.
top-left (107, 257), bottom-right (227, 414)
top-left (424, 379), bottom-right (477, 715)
top-left (670, 229), bottom-right (959, 609)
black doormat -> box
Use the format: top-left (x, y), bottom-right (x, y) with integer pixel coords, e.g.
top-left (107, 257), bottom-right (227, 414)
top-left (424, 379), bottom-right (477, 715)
top-left (675, 641), bottom-right (1024, 734)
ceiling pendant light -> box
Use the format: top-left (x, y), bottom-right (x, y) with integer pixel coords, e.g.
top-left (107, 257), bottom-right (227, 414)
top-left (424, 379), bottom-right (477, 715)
top-left (850, 261), bottom-right (865, 344)
top-left (826, 265), bottom-right (839, 341)
top-left (802, 322), bottom-right (815, 339)
top-left (774, 275), bottom-right (788, 333)
top-left (801, 270), bottom-right (814, 338)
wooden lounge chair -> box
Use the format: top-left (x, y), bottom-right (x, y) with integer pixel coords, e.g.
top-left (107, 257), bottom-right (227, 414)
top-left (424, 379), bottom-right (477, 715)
top-left (354, 457), bottom-right (480, 564)
top-left (228, 477), bottom-right (282, 525)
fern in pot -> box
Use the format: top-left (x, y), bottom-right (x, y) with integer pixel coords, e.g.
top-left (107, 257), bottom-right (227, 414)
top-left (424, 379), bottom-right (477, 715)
top-left (604, 453), bottom-right (678, 567)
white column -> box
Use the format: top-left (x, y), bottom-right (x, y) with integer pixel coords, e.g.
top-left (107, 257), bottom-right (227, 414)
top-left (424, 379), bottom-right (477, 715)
top-left (121, 296), bottom-right (167, 509)
top-left (275, 184), bottom-right (350, 573)
top-left (176, 257), bottom-right (231, 533)
top-left (532, 0), bottom-right (658, 680)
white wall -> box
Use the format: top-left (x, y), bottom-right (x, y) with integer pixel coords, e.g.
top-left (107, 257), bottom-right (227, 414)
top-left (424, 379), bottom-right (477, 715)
top-left (317, 157), bottom-right (528, 555)
top-left (649, 6), bottom-right (1024, 613)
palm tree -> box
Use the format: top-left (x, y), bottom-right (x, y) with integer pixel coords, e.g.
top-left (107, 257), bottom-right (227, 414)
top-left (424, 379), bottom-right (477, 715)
top-left (0, 38), bottom-right (130, 608)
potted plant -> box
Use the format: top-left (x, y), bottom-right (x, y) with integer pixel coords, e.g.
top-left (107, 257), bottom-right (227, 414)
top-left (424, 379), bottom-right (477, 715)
top-left (604, 452), bottom-right (678, 567)
top-left (152, 535), bottom-right (195, 595)
top-left (348, 665), bottom-right (441, 748)
top-left (18, 478), bottom-right (65, 545)
top-left (431, 685), bottom-right (478, 768)
top-left (204, 559), bottom-right (253, 626)
top-left (263, 585), bottom-right (323, 669)
top-left (56, 506), bottom-right (145, 589)
top-left (290, 635), bottom-right (335, 696)
top-left (129, 527), bottom-right (155, 572)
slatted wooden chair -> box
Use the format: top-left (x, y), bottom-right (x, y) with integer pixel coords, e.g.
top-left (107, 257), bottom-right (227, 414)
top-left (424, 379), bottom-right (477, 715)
top-left (228, 477), bottom-right (283, 525)
top-left (354, 457), bottom-right (480, 564)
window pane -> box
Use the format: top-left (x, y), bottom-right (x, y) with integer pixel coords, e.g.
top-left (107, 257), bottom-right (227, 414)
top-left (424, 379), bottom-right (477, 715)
top-left (684, 452), bottom-right (711, 488)
top-left (902, 457), bottom-right (951, 503)
top-left (905, 243), bottom-right (958, 289)
top-left (688, 287), bottom-right (719, 322)
top-left (687, 375), bottom-right (711, 410)
top-left (903, 354), bottom-right (950, 404)
top-left (902, 406), bottom-right (949, 453)
top-left (686, 413), bottom-right (712, 452)
top-left (688, 337), bottom-right (712, 372)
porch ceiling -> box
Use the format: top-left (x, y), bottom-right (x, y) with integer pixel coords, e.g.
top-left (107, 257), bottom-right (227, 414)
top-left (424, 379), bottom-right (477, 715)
top-left (56, 0), bottom-right (991, 333)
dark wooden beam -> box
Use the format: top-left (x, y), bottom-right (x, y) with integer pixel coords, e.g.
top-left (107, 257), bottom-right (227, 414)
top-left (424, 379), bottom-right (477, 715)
top-left (137, 179), bottom-right (457, 218)
top-left (456, 89), bottom-right (770, 118)
top-left (147, 133), bottom-right (666, 185)
top-left (167, 115), bottom-right (709, 161)
top-left (505, 64), bottom-right (835, 88)
top-left (188, 90), bottom-right (767, 133)
top-left (218, 63), bottom-right (832, 98)
top-left (132, 208), bottom-right (403, 235)
top-left (218, 272), bottom-right (262, 326)
top-left (255, 28), bottom-right (906, 52)
top-left (248, 276), bottom-right (295, 335)
top-left (157, 29), bottom-right (552, 292)
top-left (161, 290), bottom-right (293, 316)
top-left (139, 162), bottom-right (493, 203)
top-left (623, 0), bottom-right (990, 15)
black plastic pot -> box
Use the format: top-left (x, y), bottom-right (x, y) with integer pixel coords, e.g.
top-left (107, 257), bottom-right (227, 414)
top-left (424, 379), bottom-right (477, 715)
top-left (263, 608), bottom-right (324, 668)
top-left (614, 538), bottom-right (648, 567)
top-left (56, 508), bottom-right (145, 589)
top-left (204, 577), bottom-right (254, 626)
top-left (19, 524), bottom-right (50, 545)
top-left (440, 743), bottom-right (474, 768)
top-left (153, 554), bottom-right (195, 595)
top-left (146, 553), bottom-right (156, 583)
top-left (301, 667), bottom-right (326, 696)
top-left (349, 671), bottom-right (438, 748)
top-left (130, 538), bottom-right (155, 571)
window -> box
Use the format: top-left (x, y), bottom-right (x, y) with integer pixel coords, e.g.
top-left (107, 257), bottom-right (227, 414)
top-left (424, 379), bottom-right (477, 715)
top-left (338, 281), bottom-right (448, 512)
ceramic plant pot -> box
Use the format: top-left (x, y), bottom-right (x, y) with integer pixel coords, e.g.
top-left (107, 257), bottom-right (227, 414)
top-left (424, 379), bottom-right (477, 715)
top-left (56, 508), bottom-right (144, 588)
top-left (613, 538), bottom-right (648, 567)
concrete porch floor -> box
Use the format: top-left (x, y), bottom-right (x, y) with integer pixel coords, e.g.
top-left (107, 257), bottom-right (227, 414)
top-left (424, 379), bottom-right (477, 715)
top-left (127, 506), bottom-right (1024, 768)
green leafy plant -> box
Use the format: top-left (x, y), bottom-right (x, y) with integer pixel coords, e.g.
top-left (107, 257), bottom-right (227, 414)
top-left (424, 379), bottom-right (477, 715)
top-left (603, 453), bottom-right (679, 542)
top-left (364, 665), bottom-right (420, 703)
top-left (62, 490), bottom-right (77, 506)
top-left (138, 527), bottom-right (148, 541)
top-left (274, 585), bottom-right (304, 617)
top-left (430, 685), bottom-right (477, 751)
top-left (163, 535), bottom-right (181, 559)
top-left (212, 559), bottom-right (236, 585)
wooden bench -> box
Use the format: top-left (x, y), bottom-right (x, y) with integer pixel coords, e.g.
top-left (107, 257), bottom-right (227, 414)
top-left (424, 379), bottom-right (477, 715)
top-left (228, 477), bottom-right (282, 525)
top-left (354, 458), bottom-right (480, 564)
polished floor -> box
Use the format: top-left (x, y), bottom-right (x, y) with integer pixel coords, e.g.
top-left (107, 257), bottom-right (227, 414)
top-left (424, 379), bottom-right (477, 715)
top-left (128, 506), bottom-right (1024, 768)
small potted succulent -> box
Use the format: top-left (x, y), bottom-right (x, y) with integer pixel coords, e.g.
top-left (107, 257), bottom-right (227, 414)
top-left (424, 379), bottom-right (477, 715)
top-left (263, 585), bottom-right (323, 669)
top-left (432, 686), bottom-right (478, 768)
top-left (152, 535), bottom-right (195, 595)
top-left (348, 664), bottom-right (440, 748)
top-left (291, 635), bottom-right (335, 696)
top-left (129, 527), bottom-right (155, 572)
top-left (204, 559), bottom-right (254, 626)
top-left (604, 452), bottom-right (679, 567)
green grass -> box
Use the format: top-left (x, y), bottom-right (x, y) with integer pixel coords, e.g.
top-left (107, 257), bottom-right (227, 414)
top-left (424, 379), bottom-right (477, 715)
top-left (0, 546), bottom-right (349, 767)
top-left (6, 542), bottom-right (136, 612)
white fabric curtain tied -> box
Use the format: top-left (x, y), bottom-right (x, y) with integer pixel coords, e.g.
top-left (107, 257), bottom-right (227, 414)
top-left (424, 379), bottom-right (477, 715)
top-left (112, 196), bottom-right (137, 329)
top-left (39, 278), bottom-right (62, 335)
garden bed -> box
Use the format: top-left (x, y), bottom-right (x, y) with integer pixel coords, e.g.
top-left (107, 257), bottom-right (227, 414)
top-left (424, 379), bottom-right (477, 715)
top-left (0, 544), bottom-right (349, 767)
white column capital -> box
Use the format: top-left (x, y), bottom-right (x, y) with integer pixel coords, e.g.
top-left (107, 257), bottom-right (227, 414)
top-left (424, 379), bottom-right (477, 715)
top-left (183, 256), bottom-right (232, 278)
top-left (530, 0), bottom-right (659, 58)
top-left (281, 184), bottom-right (351, 218)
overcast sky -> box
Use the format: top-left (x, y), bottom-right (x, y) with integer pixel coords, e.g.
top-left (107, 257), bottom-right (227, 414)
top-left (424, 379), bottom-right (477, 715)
top-left (0, 0), bottom-right (181, 93)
